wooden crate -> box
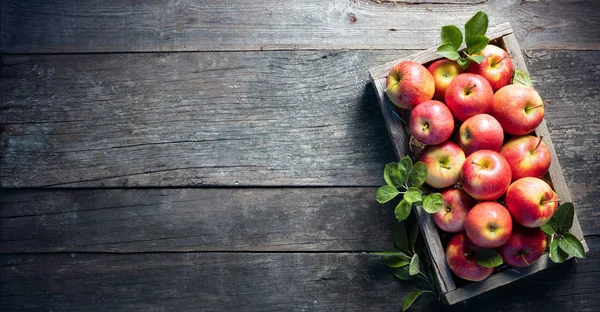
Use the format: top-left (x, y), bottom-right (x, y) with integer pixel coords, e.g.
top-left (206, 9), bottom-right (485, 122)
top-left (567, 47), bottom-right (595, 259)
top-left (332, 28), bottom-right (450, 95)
top-left (368, 22), bottom-right (589, 305)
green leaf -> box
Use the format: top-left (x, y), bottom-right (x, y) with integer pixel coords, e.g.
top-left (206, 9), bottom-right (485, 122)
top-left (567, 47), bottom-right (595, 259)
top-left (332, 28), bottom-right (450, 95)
top-left (540, 223), bottom-right (556, 235)
top-left (469, 53), bottom-right (486, 64)
top-left (456, 57), bottom-right (471, 69)
top-left (393, 266), bottom-right (412, 281)
top-left (512, 69), bottom-right (532, 87)
top-left (475, 248), bottom-right (503, 268)
top-left (466, 34), bottom-right (489, 54)
top-left (437, 44), bottom-right (460, 61)
top-left (465, 11), bottom-right (488, 40)
top-left (395, 199), bottom-right (412, 222)
top-left (372, 251), bottom-right (410, 257)
top-left (402, 290), bottom-right (425, 312)
top-left (441, 25), bottom-right (463, 49)
top-left (383, 256), bottom-right (411, 268)
top-left (404, 187), bottom-right (422, 204)
top-left (409, 162), bottom-right (428, 187)
top-left (558, 233), bottom-right (586, 259)
top-left (376, 185), bottom-right (400, 204)
top-left (409, 254), bottom-right (420, 276)
top-left (546, 202), bottom-right (575, 233)
top-left (384, 162), bottom-right (404, 188)
top-left (398, 156), bottom-right (413, 185)
top-left (409, 223), bottom-right (420, 253)
top-left (549, 238), bottom-right (569, 263)
top-left (422, 193), bottom-right (443, 214)
top-left (394, 221), bottom-right (410, 252)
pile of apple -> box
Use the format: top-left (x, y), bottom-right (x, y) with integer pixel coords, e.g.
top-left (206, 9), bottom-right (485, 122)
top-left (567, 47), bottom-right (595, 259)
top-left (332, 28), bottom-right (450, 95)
top-left (386, 45), bottom-right (557, 282)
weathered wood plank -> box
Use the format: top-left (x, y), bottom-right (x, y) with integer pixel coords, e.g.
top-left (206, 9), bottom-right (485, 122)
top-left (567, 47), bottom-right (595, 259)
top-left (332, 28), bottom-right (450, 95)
top-left (0, 188), bottom-right (397, 253)
top-left (1, 236), bottom-right (598, 311)
top-left (1, 0), bottom-right (598, 53)
top-left (2, 50), bottom-right (599, 192)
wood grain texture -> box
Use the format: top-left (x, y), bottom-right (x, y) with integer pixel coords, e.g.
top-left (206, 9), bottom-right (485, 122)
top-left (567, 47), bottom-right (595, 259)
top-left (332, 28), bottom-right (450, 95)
top-left (2, 49), bottom-right (599, 191)
top-left (0, 188), bottom-right (397, 253)
top-left (1, 0), bottom-right (599, 53)
top-left (1, 236), bottom-right (598, 311)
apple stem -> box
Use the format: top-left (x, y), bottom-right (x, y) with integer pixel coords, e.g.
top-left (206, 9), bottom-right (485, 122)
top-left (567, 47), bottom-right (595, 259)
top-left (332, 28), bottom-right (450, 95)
top-left (471, 161), bottom-right (486, 169)
top-left (530, 135), bottom-right (544, 154)
top-left (466, 84), bottom-right (477, 94)
top-left (491, 56), bottom-right (507, 67)
top-left (520, 254), bottom-right (530, 266)
top-left (525, 104), bottom-right (544, 112)
top-left (440, 165), bottom-right (451, 170)
top-left (422, 123), bottom-right (429, 131)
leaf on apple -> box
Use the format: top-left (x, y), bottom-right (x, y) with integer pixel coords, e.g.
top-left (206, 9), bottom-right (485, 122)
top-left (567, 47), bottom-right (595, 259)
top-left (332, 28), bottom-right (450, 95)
top-left (467, 53), bottom-right (486, 64)
top-left (465, 11), bottom-right (488, 40)
top-left (546, 202), bottom-right (575, 234)
top-left (437, 44), bottom-right (461, 61)
top-left (395, 199), bottom-right (412, 222)
top-left (409, 162), bottom-right (428, 187)
top-left (441, 25), bottom-right (463, 49)
top-left (550, 239), bottom-right (569, 263)
top-left (422, 193), bottom-right (443, 214)
top-left (466, 34), bottom-right (489, 55)
top-left (558, 233), bottom-right (586, 259)
top-left (512, 69), bottom-right (533, 87)
top-left (376, 185), bottom-right (400, 204)
top-left (540, 223), bottom-right (556, 235)
top-left (475, 248), bottom-right (503, 268)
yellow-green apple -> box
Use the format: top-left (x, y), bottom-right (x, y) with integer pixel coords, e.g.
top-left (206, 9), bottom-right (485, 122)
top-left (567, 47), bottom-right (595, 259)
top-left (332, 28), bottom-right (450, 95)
top-left (446, 233), bottom-right (493, 282)
top-left (409, 100), bottom-right (455, 145)
top-left (498, 224), bottom-right (547, 267)
top-left (466, 45), bottom-right (515, 92)
top-left (491, 84), bottom-right (544, 135)
top-left (505, 177), bottom-right (559, 228)
top-left (464, 202), bottom-right (513, 248)
top-left (427, 59), bottom-right (463, 101)
top-left (499, 135), bottom-right (551, 181)
top-left (461, 150), bottom-right (512, 200)
top-left (419, 141), bottom-right (466, 189)
top-left (386, 61), bottom-right (435, 110)
top-left (445, 73), bottom-right (494, 121)
top-left (433, 188), bottom-right (475, 233)
top-left (458, 114), bottom-right (504, 155)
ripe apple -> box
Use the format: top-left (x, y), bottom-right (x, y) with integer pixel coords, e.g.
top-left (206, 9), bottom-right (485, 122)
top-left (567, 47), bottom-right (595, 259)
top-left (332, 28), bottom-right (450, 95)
top-left (458, 114), bottom-right (504, 156)
top-left (427, 59), bottom-right (463, 101)
top-left (433, 188), bottom-right (475, 233)
top-left (464, 202), bottom-right (513, 248)
top-left (491, 84), bottom-right (544, 135)
top-left (446, 233), bottom-right (493, 282)
top-left (505, 177), bottom-right (559, 228)
top-left (466, 45), bottom-right (515, 91)
top-left (461, 150), bottom-right (512, 200)
top-left (445, 73), bottom-right (494, 121)
top-left (499, 135), bottom-right (551, 181)
top-left (419, 141), bottom-right (466, 189)
top-left (409, 100), bottom-right (455, 145)
top-left (498, 224), bottom-right (547, 267)
top-left (386, 61), bottom-right (435, 110)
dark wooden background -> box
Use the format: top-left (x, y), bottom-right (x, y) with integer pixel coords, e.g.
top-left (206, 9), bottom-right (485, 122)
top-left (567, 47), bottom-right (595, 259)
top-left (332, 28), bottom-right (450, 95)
top-left (1, 1), bottom-right (598, 311)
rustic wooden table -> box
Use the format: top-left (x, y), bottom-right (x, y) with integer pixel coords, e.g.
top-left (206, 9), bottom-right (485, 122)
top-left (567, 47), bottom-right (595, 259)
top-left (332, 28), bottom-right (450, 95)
top-left (1, 1), bottom-right (598, 311)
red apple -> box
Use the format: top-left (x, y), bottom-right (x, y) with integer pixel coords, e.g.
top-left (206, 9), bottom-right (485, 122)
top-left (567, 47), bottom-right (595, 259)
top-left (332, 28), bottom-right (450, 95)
top-left (499, 135), bottom-right (551, 181)
top-left (464, 202), bottom-right (513, 248)
top-left (505, 177), bottom-right (559, 228)
top-left (433, 188), bottom-right (475, 233)
top-left (386, 61), bottom-right (435, 110)
top-left (491, 84), bottom-right (544, 135)
top-left (458, 114), bottom-right (504, 156)
top-left (444, 73), bottom-right (494, 121)
top-left (461, 150), bottom-right (512, 200)
top-left (427, 59), bottom-right (463, 101)
top-left (466, 45), bottom-right (515, 91)
top-left (409, 100), bottom-right (455, 145)
top-left (446, 233), bottom-right (493, 282)
top-left (498, 224), bottom-right (547, 267)
top-left (419, 141), bottom-right (466, 189)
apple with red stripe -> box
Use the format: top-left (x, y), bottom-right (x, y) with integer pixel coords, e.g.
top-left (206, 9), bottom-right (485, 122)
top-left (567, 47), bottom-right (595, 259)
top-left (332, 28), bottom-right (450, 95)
top-left (433, 188), bottom-right (475, 233)
top-left (499, 135), bottom-right (551, 181)
top-left (409, 100), bottom-right (455, 145)
top-left (385, 61), bottom-right (435, 110)
top-left (446, 233), bottom-right (493, 282)
top-left (498, 224), bottom-right (547, 267)
top-left (466, 45), bottom-right (515, 92)
top-left (461, 150), bottom-right (512, 201)
top-left (464, 202), bottom-right (513, 248)
top-left (505, 177), bottom-right (559, 228)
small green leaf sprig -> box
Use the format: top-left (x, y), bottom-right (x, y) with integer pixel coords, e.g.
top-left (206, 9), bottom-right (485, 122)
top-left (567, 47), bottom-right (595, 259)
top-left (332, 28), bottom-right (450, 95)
top-left (540, 203), bottom-right (586, 263)
top-left (374, 221), bottom-right (437, 311)
top-left (437, 11), bottom-right (489, 69)
top-left (376, 156), bottom-right (444, 222)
